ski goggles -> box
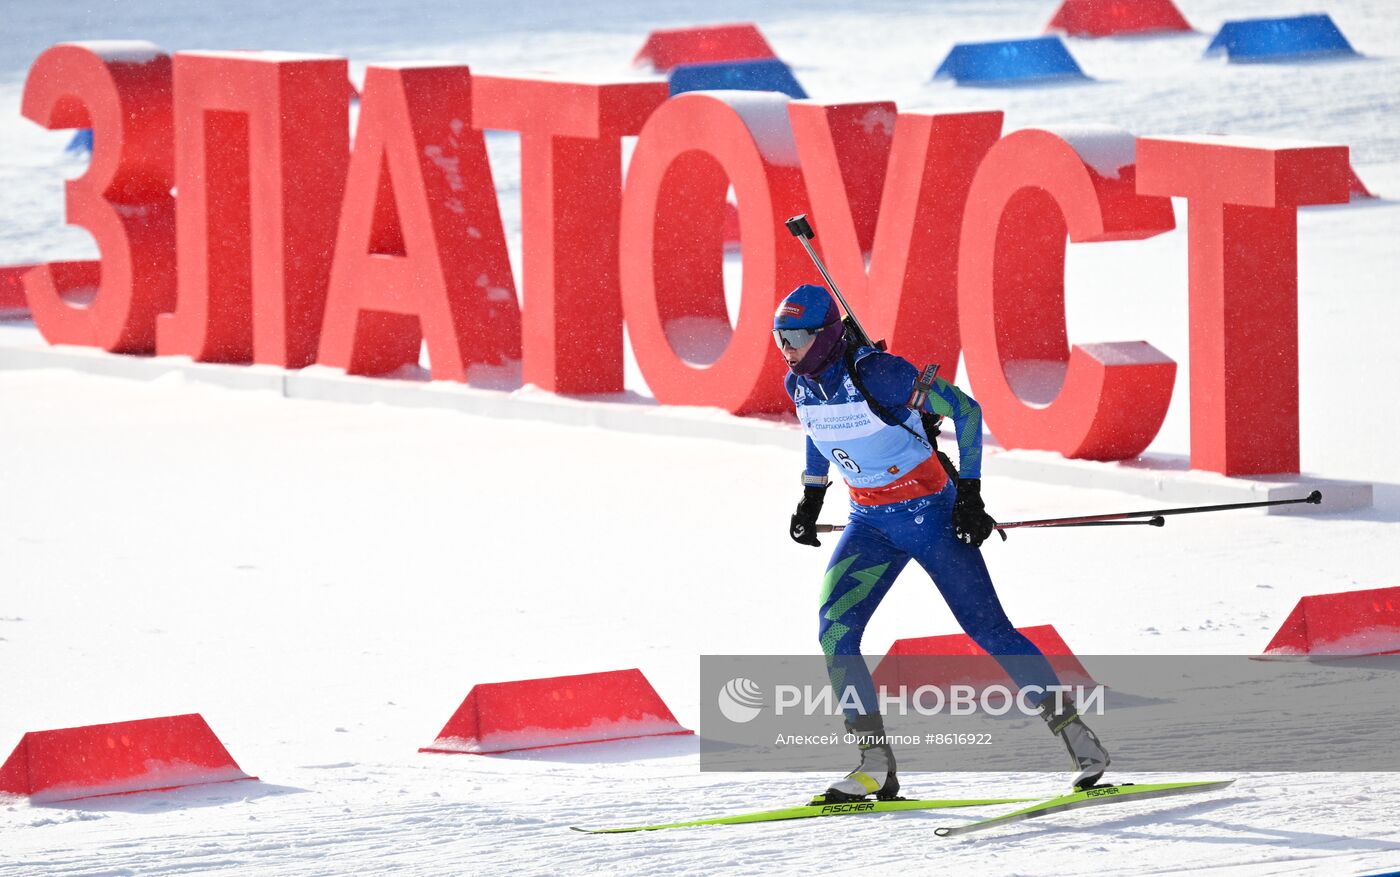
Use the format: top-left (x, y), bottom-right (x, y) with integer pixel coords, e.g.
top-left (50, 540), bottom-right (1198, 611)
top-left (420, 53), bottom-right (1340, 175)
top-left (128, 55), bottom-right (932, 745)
top-left (773, 326), bottom-right (824, 349)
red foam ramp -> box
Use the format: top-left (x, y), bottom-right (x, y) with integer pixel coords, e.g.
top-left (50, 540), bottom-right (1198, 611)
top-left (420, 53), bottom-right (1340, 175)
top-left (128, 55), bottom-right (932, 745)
top-left (420, 668), bottom-right (692, 754)
top-left (1047, 0), bottom-right (1192, 37)
top-left (0, 714), bottom-right (254, 802)
top-left (632, 23), bottom-right (776, 72)
top-left (1263, 586), bottom-right (1400, 655)
top-left (872, 624), bottom-right (1096, 694)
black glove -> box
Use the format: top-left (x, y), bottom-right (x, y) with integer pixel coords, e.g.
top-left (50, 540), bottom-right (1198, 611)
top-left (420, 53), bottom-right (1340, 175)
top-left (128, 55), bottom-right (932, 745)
top-left (952, 478), bottom-right (997, 548)
top-left (789, 484), bottom-right (828, 547)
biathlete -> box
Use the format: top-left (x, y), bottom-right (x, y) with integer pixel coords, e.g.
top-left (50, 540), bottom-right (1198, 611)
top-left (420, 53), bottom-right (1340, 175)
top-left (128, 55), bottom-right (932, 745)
top-left (774, 282), bottom-right (1110, 804)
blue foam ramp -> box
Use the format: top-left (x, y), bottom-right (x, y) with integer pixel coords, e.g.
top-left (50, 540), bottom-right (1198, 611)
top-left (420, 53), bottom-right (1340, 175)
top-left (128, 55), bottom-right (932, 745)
top-left (65, 129), bottom-right (93, 154)
top-left (1205, 14), bottom-right (1357, 61)
top-left (934, 36), bottom-right (1087, 85)
top-left (668, 58), bottom-right (807, 98)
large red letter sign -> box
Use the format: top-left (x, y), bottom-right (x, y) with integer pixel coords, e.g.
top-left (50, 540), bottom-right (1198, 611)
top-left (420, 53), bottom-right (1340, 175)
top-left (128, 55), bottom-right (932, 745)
top-left (959, 128), bottom-right (1177, 460)
top-left (790, 103), bottom-right (1002, 376)
top-left (20, 41), bottom-right (174, 353)
top-left (317, 64), bottom-right (519, 381)
top-left (157, 51), bottom-right (349, 367)
top-left (1136, 136), bottom-right (1350, 475)
top-left (787, 101), bottom-right (897, 261)
top-left (472, 76), bottom-right (669, 394)
top-left (619, 92), bottom-right (810, 415)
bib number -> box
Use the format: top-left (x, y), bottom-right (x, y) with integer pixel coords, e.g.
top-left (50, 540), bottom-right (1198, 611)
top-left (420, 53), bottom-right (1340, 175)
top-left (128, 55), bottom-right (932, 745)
top-left (832, 448), bottom-right (861, 474)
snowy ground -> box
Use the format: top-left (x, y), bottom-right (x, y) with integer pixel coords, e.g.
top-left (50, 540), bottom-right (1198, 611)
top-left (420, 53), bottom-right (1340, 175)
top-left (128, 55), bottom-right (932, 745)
top-left (3, 0), bottom-right (1400, 875)
top-left (2, 371), bottom-right (1400, 875)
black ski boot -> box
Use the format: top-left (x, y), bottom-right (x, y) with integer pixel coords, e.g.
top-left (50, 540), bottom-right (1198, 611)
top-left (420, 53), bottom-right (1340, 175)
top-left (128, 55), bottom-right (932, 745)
top-left (1041, 697), bottom-right (1111, 790)
top-left (812, 714), bottom-right (900, 804)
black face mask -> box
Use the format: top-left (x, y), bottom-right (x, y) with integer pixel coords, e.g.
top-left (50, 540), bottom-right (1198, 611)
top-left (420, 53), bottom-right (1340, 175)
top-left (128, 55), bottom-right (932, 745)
top-left (787, 324), bottom-right (847, 376)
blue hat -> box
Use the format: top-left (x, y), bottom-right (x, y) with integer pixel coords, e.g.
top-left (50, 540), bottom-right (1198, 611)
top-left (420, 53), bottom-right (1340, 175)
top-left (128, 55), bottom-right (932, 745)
top-left (774, 284), bottom-right (847, 376)
top-left (774, 284), bottom-right (840, 331)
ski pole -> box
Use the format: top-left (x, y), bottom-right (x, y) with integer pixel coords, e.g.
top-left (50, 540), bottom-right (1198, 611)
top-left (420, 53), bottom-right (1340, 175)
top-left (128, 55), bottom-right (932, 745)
top-left (784, 214), bottom-right (883, 351)
top-left (1048, 516), bottom-right (1166, 529)
top-left (813, 516), bottom-right (1165, 534)
top-left (991, 490), bottom-right (1322, 532)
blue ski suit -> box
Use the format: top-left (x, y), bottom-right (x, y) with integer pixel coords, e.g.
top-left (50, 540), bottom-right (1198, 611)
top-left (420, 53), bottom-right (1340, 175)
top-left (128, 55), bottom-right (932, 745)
top-left (786, 346), bottom-right (1060, 718)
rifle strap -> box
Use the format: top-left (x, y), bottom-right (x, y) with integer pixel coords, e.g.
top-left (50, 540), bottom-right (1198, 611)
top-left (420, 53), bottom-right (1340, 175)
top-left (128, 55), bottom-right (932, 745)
top-left (843, 346), bottom-right (960, 485)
